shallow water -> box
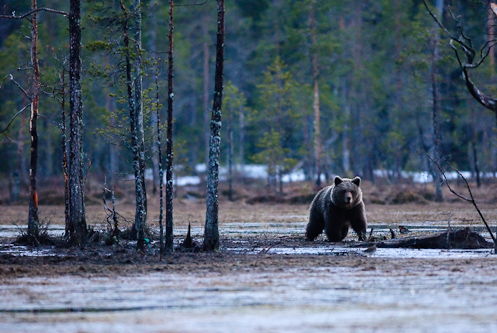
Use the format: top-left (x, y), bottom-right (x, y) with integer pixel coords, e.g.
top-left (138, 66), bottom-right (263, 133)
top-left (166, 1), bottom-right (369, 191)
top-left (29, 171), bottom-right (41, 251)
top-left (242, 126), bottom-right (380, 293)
top-left (2, 263), bottom-right (497, 332)
top-left (1, 221), bottom-right (495, 259)
top-left (229, 246), bottom-right (495, 258)
top-left (2, 219), bottom-right (497, 332)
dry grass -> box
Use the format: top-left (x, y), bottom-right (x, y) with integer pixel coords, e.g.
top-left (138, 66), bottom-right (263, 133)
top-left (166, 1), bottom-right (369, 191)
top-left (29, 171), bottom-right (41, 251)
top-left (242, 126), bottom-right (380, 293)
top-left (2, 179), bottom-right (497, 233)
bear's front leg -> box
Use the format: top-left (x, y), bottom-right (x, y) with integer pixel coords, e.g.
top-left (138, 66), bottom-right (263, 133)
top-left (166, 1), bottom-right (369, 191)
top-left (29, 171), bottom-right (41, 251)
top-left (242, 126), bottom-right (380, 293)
top-left (305, 208), bottom-right (325, 241)
top-left (325, 224), bottom-right (349, 242)
top-left (350, 204), bottom-right (367, 241)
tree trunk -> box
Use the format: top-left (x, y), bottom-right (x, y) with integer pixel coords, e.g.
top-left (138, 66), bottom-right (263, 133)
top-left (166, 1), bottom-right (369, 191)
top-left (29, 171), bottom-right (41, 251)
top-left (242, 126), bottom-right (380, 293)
top-left (204, 0), bottom-right (224, 251)
top-left (60, 69), bottom-right (70, 235)
top-left (431, 0), bottom-right (444, 202)
top-left (27, 0), bottom-right (40, 237)
top-left (471, 108), bottom-right (481, 187)
top-left (203, 20), bottom-right (210, 165)
top-left (339, 19), bottom-right (351, 176)
top-left (165, 0), bottom-right (175, 252)
top-left (156, 68), bottom-right (165, 256)
top-left (488, 0), bottom-right (495, 78)
top-left (309, 0), bottom-right (322, 187)
top-left (68, 0), bottom-right (86, 245)
top-left (238, 104), bottom-right (245, 171)
top-left (105, 91), bottom-right (118, 187)
top-left (149, 6), bottom-right (159, 194)
top-left (341, 81), bottom-right (351, 175)
top-left (227, 99), bottom-right (233, 201)
top-left (120, 0), bottom-right (145, 250)
top-left (134, 0), bottom-right (147, 249)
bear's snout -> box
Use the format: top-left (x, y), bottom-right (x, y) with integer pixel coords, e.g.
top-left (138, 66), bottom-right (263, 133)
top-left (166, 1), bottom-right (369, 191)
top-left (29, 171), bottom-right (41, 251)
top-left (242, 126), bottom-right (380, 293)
top-left (345, 192), bottom-right (352, 204)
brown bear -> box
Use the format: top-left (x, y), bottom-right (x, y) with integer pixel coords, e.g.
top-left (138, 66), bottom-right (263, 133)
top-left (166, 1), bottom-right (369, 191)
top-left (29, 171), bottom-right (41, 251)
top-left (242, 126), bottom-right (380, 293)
top-left (305, 176), bottom-right (367, 242)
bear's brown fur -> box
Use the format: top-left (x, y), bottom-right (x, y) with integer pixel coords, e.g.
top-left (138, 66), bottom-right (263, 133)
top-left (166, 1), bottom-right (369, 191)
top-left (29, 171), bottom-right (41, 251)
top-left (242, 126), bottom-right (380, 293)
top-left (305, 176), bottom-right (367, 242)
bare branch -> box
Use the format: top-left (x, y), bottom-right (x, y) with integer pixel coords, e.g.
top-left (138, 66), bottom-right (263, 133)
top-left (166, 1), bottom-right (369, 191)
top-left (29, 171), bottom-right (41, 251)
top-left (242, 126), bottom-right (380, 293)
top-left (425, 0), bottom-right (497, 113)
top-left (0, 104), bottom-right (30, 137)
top-left (424, 151), bottom-right (497, 249)
top-left (422, 0), bottom-right (473, 52)
top-left (176, 0), bottom-right (209, 7)
top-left (424, 152), bottom-right (470, 202)
top-left (1, 74), bottom-right (31, 100)
top-left (491, 3), bottom-right (497, 17)
top-left (449, 39), bottom-right (464, 68)
top-left (0, 7), bottom-right (68, 20)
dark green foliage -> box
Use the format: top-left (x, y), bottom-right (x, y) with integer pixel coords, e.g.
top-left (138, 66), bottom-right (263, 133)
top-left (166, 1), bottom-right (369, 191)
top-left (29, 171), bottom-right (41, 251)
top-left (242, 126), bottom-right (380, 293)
top-left (1, 0), bottom-right (496, 191)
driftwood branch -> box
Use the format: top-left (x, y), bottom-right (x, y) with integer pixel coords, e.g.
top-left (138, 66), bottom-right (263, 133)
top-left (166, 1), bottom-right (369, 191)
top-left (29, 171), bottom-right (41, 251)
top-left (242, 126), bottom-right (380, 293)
top-left (371, 228), bottom-right (493, 249)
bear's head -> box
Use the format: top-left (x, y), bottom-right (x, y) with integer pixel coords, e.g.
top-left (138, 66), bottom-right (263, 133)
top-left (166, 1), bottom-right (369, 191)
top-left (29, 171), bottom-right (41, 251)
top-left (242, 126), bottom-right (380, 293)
top-left (331, 176), bottom-right (362, 209)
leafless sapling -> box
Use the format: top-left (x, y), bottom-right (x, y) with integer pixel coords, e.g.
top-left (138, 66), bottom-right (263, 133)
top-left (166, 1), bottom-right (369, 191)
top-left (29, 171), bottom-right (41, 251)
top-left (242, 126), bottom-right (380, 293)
top-left (425, 152), bottom-right (497, 252)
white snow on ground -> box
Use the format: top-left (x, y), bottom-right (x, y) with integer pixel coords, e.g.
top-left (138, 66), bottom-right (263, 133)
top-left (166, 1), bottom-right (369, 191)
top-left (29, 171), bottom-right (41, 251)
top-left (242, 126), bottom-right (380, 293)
top-left (138, 164), bottom-right (486, 186)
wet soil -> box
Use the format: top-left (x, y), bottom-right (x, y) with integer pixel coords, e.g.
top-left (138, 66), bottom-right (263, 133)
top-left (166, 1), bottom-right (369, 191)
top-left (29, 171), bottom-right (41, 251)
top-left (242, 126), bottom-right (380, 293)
top-left (1, 198), bottom-right (497, 332)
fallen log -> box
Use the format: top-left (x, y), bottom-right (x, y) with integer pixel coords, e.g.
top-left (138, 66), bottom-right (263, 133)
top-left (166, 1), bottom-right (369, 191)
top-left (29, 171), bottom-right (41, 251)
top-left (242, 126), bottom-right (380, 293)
top-left (371, 227), bottom-right (492, 249)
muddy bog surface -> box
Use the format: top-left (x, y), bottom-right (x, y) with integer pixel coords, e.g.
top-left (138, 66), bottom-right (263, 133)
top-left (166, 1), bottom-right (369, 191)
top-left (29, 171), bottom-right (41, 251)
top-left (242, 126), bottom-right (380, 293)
top-left (1, 200), bottom-right (497, 332)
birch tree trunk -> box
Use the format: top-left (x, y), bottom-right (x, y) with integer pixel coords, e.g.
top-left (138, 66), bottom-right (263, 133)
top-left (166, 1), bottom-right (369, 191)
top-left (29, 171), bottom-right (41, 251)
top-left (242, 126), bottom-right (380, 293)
top-left (27, 0), bottom-right (40, 237)
top-left (165, 0), bottom-right (175, 252)
top-left (135, 0), bottom-right (148, 250)
top-left (120, 0), bottom-right (145, 250)
top-left (123, 0), bottom-right (148, 250)
top-left (68, 0), bottom-right (87, 245)
top-left (60, 69), bottom-right (70, 235)
top-left (204, 0), bottom-right (224, 251)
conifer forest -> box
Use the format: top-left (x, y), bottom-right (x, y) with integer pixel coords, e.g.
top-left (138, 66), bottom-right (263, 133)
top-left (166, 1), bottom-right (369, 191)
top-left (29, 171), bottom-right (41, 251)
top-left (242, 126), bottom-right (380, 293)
top-left (2, 0), bottom-right (497, 196)
top-left (2, 1), bottom-right (497, 331)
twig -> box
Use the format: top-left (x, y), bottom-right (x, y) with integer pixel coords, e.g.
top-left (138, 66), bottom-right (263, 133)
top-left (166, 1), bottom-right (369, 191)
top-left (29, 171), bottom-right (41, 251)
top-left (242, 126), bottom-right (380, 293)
top-left (2, 74), bottom-right (31, 100)
top-left (0, 7), bottom-right (68, 20)
top-left (0, 104), bottom-right (30, 136)
top-left (424, 152), bottom-right (497, 250)
top-left (257, 242), bottom-right (280, 254)
top-left (176, 0), bottom-right (209, 7)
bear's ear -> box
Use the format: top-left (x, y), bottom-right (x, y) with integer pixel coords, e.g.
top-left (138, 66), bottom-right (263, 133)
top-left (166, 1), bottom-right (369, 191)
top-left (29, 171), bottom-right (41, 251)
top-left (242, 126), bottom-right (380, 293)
top-left (352, 176), bottom-right (361, 187)
top-left (334, 176), bottom-right (343, 186)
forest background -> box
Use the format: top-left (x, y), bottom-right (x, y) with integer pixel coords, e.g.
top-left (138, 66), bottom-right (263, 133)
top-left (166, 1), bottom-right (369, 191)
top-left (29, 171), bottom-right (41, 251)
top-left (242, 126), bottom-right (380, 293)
top-left (1, 0), bottom-right (496, 200)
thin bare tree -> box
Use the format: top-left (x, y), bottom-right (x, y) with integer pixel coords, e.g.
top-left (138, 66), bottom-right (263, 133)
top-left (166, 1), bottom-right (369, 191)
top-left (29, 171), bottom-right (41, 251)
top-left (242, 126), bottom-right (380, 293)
top-left (165, 0), bottom-right (175, 252)
top-left (204, 0), bottom-right (225, 251)
top-left (119, 0), bottom-right (147, 250)
top-left (68, 0), bottom-right (87, 246)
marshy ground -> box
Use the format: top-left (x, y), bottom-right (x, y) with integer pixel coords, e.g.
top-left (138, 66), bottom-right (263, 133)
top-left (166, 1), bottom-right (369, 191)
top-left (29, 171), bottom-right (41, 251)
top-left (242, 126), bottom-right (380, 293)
top-left (1, 181), bottom-right (497, 331)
